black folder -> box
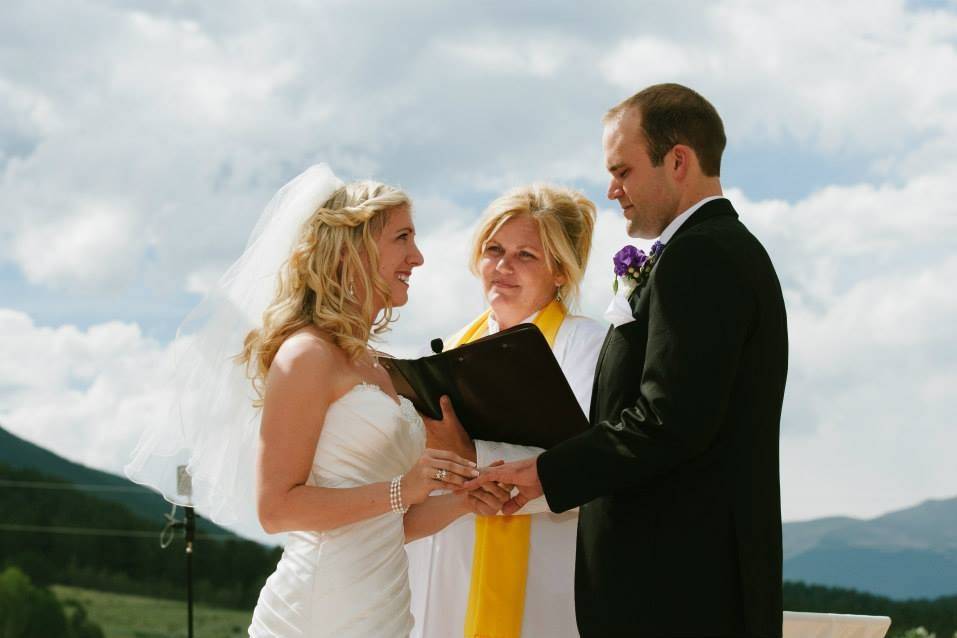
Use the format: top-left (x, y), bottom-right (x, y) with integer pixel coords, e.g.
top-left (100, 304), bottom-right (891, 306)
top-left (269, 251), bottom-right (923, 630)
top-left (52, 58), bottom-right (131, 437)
top-left (379, 323), bottom-right (588, 450)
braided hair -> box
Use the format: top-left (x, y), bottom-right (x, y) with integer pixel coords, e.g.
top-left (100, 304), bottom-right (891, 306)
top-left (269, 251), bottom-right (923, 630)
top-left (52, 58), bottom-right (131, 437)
top-left (239, 180), bottom-right (410, 402)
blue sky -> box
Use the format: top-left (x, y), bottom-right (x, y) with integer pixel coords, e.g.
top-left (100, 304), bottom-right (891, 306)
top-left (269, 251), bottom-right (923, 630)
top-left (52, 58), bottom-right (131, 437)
top-left (2, 0), bottom-right (956, 530)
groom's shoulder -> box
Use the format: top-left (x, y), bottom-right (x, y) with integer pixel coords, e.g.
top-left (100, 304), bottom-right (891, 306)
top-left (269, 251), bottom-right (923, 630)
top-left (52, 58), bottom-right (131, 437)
top-left (668, 219), bottom-right (739, 262)
top-left (661, 217), bottom-right (770, 294)
top-left (670, 205), bottom-right (782, 303)
top-left (685, 199), bottom-right (747, 236)
top-left (677, 202), bottom-right (769, 261)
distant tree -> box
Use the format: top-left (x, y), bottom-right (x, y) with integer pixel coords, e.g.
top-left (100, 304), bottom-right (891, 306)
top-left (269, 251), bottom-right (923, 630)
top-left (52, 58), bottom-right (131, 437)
top-left (2, 552), bottom-right (55, 587)
top-left (0, 566), bottom-right (68, 637)
top-left (784, 581), bottom-right (957, 638)
top-left (61, 599), bottom-right (105, 638)
top-left (0, 566), bottom-right (103, 638)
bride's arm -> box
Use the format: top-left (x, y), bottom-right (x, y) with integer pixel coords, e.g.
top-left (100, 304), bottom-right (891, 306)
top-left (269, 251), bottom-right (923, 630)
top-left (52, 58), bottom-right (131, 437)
top-left (257, 337), bottom-right (475, 534)
top-left (257, 338), bottom-right (393, 533)
top-left (402, 493), bottom-right (470, 542)
top-left (403, 481), bottom-right (513, 543)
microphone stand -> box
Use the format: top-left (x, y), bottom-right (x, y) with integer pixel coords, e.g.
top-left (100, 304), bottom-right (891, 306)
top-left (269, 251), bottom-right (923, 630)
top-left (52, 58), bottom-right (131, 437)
top-left (185, 506), bottom-right (195, 638)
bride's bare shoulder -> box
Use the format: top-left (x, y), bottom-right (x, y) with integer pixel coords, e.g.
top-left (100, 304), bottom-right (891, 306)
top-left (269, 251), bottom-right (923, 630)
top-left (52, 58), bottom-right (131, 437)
top-left (270, 327), bottom-right (345, 378)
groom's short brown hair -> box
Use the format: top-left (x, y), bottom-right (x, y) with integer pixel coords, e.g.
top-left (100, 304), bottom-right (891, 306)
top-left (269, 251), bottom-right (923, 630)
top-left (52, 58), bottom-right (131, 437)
top-left (605, 83), bottom-right (726, 177)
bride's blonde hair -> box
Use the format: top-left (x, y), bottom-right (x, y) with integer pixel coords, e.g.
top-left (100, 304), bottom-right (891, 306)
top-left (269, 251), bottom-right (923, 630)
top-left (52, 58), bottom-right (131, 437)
top-left (238, 180), bottom-right (410, 401)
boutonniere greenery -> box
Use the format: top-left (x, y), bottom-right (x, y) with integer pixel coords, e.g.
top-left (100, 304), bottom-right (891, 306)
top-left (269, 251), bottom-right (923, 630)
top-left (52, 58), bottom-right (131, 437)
top-left (612, 241), bottom-right (664, 296)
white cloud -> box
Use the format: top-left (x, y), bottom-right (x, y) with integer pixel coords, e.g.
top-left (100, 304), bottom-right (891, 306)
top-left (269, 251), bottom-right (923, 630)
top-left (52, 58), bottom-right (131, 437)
top-left (0, 76), bottom-right (58, 164)
top-left (731, 164), bottom-right (957, 520)
top-left (600, 0), bottom-right (957, 168)
top-left (2, 0), bottom-right (938, 298)
top-left (0, 310), bottom-right (174, 473)
top-left (436, 34), bottom-right (571, 77)
top-left (12, 202), bottom-right (144, 289)
top-left (599, 37), bottom-right (695, 88)
top-left (0, 2), bottom-right (624, 296)
top-left (184, 263), bottom-right (231, 296)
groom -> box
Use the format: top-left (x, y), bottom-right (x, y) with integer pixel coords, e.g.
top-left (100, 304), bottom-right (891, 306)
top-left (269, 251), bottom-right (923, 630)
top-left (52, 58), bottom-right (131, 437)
top-left (468, 83), bottom-right (788, 638)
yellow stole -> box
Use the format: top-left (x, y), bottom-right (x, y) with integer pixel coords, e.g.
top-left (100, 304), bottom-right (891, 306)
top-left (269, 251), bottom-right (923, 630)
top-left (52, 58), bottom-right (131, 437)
top-left (448, 299), bottom-right (566, 638)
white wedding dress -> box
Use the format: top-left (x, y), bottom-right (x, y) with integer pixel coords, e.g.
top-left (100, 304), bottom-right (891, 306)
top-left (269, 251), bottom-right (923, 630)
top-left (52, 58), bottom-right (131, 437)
top-left (249, 383), bottom-right (426, 638)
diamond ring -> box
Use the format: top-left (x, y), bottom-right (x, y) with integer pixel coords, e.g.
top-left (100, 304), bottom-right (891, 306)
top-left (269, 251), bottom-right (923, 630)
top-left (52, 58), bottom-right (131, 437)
top-left (435, 468), bottom-right (448, 481)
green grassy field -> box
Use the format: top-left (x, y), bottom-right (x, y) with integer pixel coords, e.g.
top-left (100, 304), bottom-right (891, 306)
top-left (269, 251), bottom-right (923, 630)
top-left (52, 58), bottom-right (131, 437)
top-left (52, 585), bottom-right (252, 638)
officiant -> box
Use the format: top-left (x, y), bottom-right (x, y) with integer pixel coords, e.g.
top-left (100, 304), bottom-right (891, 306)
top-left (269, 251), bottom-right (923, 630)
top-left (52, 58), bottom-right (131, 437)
top-left (405, 184), bottom-right (607, 638)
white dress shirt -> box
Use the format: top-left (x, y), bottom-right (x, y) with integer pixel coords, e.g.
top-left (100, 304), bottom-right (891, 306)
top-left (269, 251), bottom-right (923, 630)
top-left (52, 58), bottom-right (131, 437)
top-left (406, 311), bottom-right (608, 638)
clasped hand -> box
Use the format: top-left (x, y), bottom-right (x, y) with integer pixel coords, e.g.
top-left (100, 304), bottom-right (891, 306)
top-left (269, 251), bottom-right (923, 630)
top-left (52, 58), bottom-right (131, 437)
top-left (462, 457), bottom-right (543, 516)
top-left (419, 395), bottom-right (515, 516)
top-left (461, 461), bottom-right (515, 516)
top-left (402, 451), bottom-right (514, 516)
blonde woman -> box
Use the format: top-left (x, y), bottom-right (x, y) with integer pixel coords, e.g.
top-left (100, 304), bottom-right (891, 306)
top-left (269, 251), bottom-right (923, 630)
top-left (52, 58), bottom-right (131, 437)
top-left (406, 184), bottom-right (608, 638)
top-left (126, 165), bottom-right (491, 638)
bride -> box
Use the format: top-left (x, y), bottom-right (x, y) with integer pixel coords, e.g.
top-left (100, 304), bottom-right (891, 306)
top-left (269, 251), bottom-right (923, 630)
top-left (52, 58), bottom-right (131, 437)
top-left (125, 165), bottom-right (494, 638)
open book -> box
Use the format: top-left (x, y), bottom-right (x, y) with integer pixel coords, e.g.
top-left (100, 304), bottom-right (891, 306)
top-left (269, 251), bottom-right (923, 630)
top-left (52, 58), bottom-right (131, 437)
top-left (379, 323), bottom-right (589, 450)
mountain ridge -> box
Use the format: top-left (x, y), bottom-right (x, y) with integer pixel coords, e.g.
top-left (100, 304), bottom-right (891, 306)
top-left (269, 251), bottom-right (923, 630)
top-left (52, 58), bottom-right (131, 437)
top-left (0, 423), bottom-right (236, 538)
top-left (782, 496), bottom-right (957, 599)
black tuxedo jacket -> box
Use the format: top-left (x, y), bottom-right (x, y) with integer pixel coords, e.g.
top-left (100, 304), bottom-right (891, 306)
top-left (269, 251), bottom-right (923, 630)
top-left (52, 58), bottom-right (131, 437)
top-left (539, 199), bottom-right (788, 638)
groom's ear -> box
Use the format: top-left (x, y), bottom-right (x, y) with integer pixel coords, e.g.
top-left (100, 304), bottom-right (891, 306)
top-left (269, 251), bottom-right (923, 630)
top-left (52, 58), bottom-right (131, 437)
top-left (670, 144), bottom-right (695, 182)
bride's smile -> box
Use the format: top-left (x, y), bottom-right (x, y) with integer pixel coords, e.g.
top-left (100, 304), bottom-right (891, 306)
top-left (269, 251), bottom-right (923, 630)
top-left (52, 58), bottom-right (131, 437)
top-left (372, 203), bottom-right (424, 310)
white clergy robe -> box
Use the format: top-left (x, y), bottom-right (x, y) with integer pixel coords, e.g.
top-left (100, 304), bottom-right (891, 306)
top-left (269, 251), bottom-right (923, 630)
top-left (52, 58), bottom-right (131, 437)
top-left (406, 312), bottom-right (608, 638)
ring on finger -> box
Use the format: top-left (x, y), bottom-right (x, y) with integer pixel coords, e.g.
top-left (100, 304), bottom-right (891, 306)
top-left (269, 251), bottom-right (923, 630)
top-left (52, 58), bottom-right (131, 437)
top-left (434, 468), bottom-right (448, 481)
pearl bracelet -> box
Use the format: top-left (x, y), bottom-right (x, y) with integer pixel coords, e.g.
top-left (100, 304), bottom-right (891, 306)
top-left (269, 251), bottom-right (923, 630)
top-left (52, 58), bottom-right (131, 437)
top-left (389, 476), bottom-right (408, 514)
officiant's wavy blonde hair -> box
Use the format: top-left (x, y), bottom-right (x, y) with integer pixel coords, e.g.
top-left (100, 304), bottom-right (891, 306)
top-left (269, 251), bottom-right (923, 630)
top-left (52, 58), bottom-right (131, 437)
top-left (470, 184), bottom-right (596, 307)
top-left (239, 181), bottom-right (410, 401)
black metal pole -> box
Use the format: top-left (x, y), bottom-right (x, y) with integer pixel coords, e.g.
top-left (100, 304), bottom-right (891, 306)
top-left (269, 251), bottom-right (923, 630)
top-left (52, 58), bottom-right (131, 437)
top-left (185, 506), bottom-right (195, 638)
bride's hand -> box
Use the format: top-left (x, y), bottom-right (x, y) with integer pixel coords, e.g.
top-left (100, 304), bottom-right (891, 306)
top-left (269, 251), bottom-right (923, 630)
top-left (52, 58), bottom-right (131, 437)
top-left (402, 448), bottom-right (479, 505)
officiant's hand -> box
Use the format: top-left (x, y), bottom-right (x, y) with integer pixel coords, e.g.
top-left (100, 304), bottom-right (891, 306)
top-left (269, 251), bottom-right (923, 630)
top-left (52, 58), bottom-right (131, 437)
top-left (463, 456), bottom-right (543, 515)
top-left (422, 395), bottom-right (477, 463)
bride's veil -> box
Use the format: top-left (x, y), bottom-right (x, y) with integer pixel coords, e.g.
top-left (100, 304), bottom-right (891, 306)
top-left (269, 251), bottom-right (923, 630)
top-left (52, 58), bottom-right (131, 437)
top-left (124, 164), bottom-right (344, 535)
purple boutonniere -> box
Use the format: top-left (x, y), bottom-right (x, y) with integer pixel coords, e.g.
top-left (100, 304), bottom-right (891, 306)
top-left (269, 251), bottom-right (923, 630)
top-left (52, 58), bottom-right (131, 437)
top-left (612, 240), bottom-right (665, 296)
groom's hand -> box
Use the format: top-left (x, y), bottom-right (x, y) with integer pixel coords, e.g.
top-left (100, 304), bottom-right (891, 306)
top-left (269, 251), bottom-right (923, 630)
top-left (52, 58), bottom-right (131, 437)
top-left (463, 456), bottom-right (543, 515)
top-left (422, 396), bottom-right (477, 463)
top-left (465, 480), bottom-right (514, 516)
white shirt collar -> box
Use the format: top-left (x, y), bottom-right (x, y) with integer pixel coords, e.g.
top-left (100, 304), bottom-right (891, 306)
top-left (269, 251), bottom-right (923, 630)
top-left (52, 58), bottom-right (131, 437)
top-left (658, 195), bottom-right (726, 245)
top-left (487, 308), bottom-right (540, 336)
